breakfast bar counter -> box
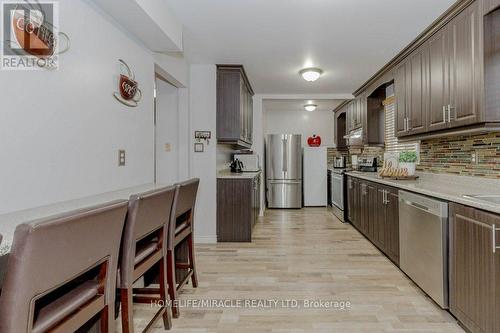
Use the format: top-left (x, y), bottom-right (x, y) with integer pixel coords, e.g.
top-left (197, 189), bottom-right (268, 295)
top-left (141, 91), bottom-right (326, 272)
top-left (0, 183), bottom-right (168, 256)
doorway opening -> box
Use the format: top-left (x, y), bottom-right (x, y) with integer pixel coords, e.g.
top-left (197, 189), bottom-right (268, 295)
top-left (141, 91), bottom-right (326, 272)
top-left (154, 74), bottom-right (180, 184)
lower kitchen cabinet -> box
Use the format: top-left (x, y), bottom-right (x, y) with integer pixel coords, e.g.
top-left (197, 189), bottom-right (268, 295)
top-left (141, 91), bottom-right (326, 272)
top-left (449, 203), bottom-right (500, 333)
top-left (347, 176), bottom-right (400, 266)
top-left (347, 177), bottom-right (361, 230)
top-left (217, 174), bottom-right (261, 242)
top-left (383, 186), bottom-right (400, 265)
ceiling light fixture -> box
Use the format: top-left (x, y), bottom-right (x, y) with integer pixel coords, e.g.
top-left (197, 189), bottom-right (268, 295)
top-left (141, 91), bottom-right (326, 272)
top-left (300, 67), bottom-right (323, 82)
top-left (304, 104), bottom-right (317, 112)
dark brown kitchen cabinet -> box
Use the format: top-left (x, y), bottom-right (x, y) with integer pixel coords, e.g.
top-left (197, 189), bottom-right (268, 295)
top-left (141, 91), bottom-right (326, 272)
top-left (384, 187), bottom-right (400, 265)
top-left (448, 1), bottom-right (482, 129)
top-left (333, 104), bottom-right (348, 149)
top-left (483, 0), bottom-right (500, 15)
top-left (395, 61), bottom-right (409, 136)
top-left (347, 176), bottom-right (361, 230)
top-left (346, 101), bottom-right (356, 132)
top-left (359, 182), bottom-right (369, 235)
top-left (217, 173), bottom-right (260, 242)
top-left (359, 181), bottom-right (377, 240)
top-left (394, 46), bottom-right (427, 137)
top-left (427, 28), bottom-right (450, 132)
top-left (408, 47), bottom-right (427, 134)
top-left (217, 65), bottom-right (254, 148)
top-left (354, 95), bottom-right (365, 130)
top-left (449, 203), bottom-right (500, 333)
top-left (346, 96), bottom-right (364, 133)
top-left (347, 177), bottom-right (400, 266)
top-left (396, 0), bottom-right (486, 138)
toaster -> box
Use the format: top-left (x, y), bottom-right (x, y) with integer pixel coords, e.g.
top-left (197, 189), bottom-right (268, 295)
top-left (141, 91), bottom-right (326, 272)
top-left (233, 154), bottom-right (260, 172)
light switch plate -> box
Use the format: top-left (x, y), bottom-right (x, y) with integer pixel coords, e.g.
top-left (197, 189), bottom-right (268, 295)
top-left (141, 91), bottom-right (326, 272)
top-left (164, 143), bottom-right (171, 152)
top-left (118, 150), bottom-right (126, 166)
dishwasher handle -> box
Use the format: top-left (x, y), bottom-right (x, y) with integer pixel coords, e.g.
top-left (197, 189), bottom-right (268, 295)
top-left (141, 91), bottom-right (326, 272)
top-left (399, 190), bottom-right (448, 217)
top-left (401, 199), bottom-right (430, 213)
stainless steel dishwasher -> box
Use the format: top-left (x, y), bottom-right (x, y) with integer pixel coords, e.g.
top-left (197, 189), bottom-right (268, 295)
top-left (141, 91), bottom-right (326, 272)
top-left (399, 190), bottom-right (449, 309)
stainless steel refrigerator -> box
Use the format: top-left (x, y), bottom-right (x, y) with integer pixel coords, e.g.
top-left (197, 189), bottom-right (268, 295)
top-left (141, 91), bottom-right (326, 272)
top-left (265, 134), bottom-right (302, 208)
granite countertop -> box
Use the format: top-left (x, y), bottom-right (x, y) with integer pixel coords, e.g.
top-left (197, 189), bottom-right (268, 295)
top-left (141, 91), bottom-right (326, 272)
top-left (345, 171), bottom-right (500, 214)
top-left (0, 183), bottom-right (169, 255)
top-left (217, 170), bottom-right (262, 179)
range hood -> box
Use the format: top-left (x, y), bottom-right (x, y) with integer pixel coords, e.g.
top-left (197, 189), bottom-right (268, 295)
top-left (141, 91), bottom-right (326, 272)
top-left (344, 128), bottom-right (363, 147)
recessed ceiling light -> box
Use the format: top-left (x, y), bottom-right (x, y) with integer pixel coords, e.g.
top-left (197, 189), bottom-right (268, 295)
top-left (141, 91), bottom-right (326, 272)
top-left (300, 68), bottom-right (323, 82)
top-left (304, 104), bottom-right (317, 112)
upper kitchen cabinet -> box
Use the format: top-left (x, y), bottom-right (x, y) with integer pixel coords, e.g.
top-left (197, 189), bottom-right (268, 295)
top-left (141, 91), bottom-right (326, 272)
top-left (341, 83), bottom-right (385, 146)
top-left (217, 65), bottom-right (255, 148)
top-left (394, 45), bottom-right (428, 137)
top-left (448, 1), bottom-right (482, 129)
top-left (356, 0), bottom-right (500, 140)
top-left (483, 0), bottom-right (500, 14)
top-left (427, 27), bottom-right (450, 133)
top-left (349, 95), bottom-right (364, 131)
top-left (395, 0), bottom-right (490, 138)
top-left (333, 102), bottom-right (348, 149)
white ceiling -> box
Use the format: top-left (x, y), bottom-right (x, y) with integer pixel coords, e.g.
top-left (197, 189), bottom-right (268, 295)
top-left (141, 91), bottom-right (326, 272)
top-left (263, 99), bottom-right (343, 112)
top-left (165, 0), bottom-right (456, 94)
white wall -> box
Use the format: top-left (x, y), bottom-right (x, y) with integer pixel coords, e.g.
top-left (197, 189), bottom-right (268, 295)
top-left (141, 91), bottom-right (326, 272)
top-left (263, 109), bottom-right (335, 147)
top-left (189, 65), bottom-right (217, 243)
top-left (0, 0), bottom-right (190, 214)
top-left (252, 96), bottom-right (265, 216)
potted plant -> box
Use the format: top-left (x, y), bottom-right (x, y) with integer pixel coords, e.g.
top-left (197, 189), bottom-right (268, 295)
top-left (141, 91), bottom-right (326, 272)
top-left (399, 151), bottom-right (418, 176)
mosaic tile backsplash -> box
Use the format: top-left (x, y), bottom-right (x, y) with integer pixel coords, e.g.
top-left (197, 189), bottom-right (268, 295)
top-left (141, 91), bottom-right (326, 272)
top-left (417, 132), bottom-right (500, 178)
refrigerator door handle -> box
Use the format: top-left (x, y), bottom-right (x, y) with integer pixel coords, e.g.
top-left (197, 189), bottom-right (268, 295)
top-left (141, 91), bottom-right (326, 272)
top-left (268, 180), bottom-right (301, 185)
top-left (282, 138), bottom-right (288, 172)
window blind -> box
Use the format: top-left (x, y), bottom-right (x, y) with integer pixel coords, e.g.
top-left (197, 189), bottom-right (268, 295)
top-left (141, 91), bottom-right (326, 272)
top-left (384, 98), bottom-right (420, 154)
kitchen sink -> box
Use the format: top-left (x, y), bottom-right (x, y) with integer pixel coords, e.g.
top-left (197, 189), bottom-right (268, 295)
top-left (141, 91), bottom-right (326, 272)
top-left (463, 194), bottom-right (500, 205)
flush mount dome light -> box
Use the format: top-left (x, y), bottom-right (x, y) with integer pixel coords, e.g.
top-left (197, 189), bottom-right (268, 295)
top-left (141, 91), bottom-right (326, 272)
top-left (300, 67), bottom-right (323, 82)
top-left (304, 104), bottom-right (317, 112)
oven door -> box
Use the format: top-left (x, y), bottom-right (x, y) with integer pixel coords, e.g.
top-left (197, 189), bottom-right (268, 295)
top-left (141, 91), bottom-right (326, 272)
top-left (331, 172), bottom-right (344, 210)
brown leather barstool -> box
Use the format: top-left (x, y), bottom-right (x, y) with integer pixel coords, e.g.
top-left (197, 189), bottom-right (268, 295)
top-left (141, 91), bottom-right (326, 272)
top-left (0, 200), bottom-right (128, 333)
top-left (118, 186), bottom-right (177, 333)
top-left (166, 178), bottom-right (200, 318)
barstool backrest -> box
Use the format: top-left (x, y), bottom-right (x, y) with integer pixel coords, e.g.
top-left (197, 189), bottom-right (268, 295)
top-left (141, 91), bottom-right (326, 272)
top-left (120, 186), bottom-right (177, 288)
top-left (0, 200), bottom-right (128, 333)
top-left (167, 178), bottom-right (200, 249)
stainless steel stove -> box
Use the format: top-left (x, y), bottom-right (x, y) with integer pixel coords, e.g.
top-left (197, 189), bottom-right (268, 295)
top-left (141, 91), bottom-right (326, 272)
top-left (328, 167), bottom-right (349, 222)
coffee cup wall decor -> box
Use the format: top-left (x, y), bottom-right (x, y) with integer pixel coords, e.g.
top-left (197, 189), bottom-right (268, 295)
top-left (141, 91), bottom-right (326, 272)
top-left (114, 59), bottom-right (142, 107)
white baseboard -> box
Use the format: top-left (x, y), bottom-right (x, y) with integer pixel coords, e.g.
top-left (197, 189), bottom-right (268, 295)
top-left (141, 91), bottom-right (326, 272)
top-left (194, 235), bottom-right (217, 244)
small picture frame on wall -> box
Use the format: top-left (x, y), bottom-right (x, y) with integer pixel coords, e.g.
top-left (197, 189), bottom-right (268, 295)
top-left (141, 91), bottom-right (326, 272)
top-left (194, 142), bottom-right (204, 153)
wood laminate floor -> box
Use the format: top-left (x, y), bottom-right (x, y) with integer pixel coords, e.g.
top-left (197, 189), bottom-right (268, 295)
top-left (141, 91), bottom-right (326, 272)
top-left (118, 208), bottom-right (463, 333)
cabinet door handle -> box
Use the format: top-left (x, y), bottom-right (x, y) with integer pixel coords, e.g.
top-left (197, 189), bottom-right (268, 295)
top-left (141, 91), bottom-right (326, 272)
top-left (382, 190), bottom-right (386, 204)
top-left (493, 224), bottom-right (500, 254)
top-left (442, 106), bottom-right (447, 123)
top-left (448, 105), bottom-right (453, 123)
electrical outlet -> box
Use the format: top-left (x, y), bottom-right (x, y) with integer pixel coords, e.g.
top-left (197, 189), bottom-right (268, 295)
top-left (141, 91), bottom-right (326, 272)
top-left (118, 150), bottom-right (126, 166)
top-left (164, 143), bottom-right (171, 152)
top-left (471, 150), bottom-right (478, 164)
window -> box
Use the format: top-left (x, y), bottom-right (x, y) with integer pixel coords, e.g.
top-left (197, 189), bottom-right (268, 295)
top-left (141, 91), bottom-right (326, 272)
top-left (383, 96), bottom-right (420, 155)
